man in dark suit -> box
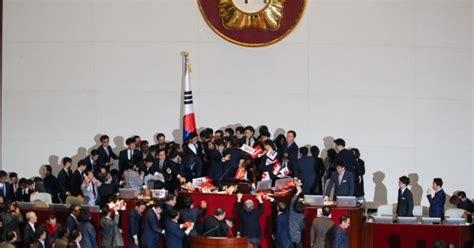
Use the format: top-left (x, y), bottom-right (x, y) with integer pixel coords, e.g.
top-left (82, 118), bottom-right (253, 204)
top-left (0, 171), bottom-right (14, 204)
top-left (333, 216), bottom-right (350, 248)
top-left (84, 149), bottom-right (101, 176)
top-left (98, 173), bottom-right (119, 207)
top-left (119, 137), bottom-right (142, 175)
top-left (97, 135), bottom-right (118, 170)
top-left (165, 210), bottom-right (193, 248)
top-left (456, 191), bottom-right (474, 212)
top-left (70, 160), bottom-right (87, 197)
top-left (150, 133), bottom-right (169, 155)
top-left (180, 197), bottom-right (207, 236)
top-left (324, 160), bottom-right (355, 200)
top-left (208, 140), bottom-right (229, 182)
top-left (34, 227), bottom-right (47, 248)
top-left (58, 157), bottom-right (73, 203)
top-left (237, 193), bottom-right (264, 247)
top-left (295, 147), bottom-right (317, 194)
top-left (180, 154), bottom-right (202, 182)
top-left (23, 211), bottom-right (37, 247)
top-left (269, 198), bottom-right (291, 248)
top-left (141, 202), bottom-right (164, 248)
top-left (334, 138), bottom-right (358, 177)
top-left (427, 178), bottom-right (446, 219)
top-left (201, 208), bottom-right (227, 237)
top-left (282, 130), bottom-right (299, 167)
top-left (396, 175), bottom-right (414, 217)
top-left (66, 204), bottom-right (81, 232)
top-left (139, 157), bottom-right (158, 177)
top-left (42, 165), bottom-right (60, 203)
top-left (128, 201), bottom-right (147, 248)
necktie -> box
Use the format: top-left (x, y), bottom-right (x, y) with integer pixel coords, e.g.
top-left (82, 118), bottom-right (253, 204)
top-left (338, 173), bottom-right (343, 185)
top-left (105, 147), bottom-right (109, 156)
top-left (92, 183), bottom-right (96, 198)
top-left (160, 161), bottom-right (164, 170)
top-left (129, 150), bottom-right (133, 160)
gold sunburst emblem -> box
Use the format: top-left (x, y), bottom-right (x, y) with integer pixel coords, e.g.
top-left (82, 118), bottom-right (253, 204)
top-left (218, 0), bottom-right (286, 31)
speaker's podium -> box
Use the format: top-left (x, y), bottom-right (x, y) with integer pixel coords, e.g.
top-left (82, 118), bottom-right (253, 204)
top-left (190, 236), bottom-right (248, 248)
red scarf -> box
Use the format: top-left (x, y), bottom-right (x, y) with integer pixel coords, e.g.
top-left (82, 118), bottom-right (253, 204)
top-left (46, 223), bottom-right (57, 237)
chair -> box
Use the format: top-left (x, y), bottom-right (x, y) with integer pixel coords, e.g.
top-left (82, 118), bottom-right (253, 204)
top-left (445, 208), bottom-right (465, 218)
top-left (376, 204), bottom-right (394, 216)
top-left (30, 192), bottom-right (52, 204)
top-left (33, 200), bottom-right (49, 208)
top-left (413, 206), bottom-right (423, 217)
top-left (65, 196), bottom-right (83, 206)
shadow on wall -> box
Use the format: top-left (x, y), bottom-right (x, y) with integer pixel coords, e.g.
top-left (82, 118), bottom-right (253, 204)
top-left (321, 136), bottom-right (335, 159)
top-left (48, 155), bottom-right (61, 176)
top-left (366, 171), bottom-right (387, 209)
top-left (70, 147), bottom-right (87, 170)
top-left (408, 173), bottom-right (423, 205)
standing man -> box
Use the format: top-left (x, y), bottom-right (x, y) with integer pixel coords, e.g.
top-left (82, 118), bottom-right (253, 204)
top-left (81, 170), bottom-right (101, 206)
top-left (283, 130), bottom-right (299, 167)
top-left (334, 216), bottom-right (350, 248)
top-left (97, 135), bottom-right (118, 170)
top-left (57, 157), bottom-right (73, 203)
top-left (128, 201), bottom-right (147, 248)
top-left (237, 193), bottom-right (264, 248)
top-left (70, 160), bottom-right (87, 197)
top-left (0, 171), bottom-right (14, 204)
top-left (141, 201), bottom-right (165, 248)
top-left (119, 137), bottom-right (142, 175)
top-left (165, 210), bottom-right (193, 248)
top-left (427, 178), bottom-right (446, 219)
top-left (42, 165), bottom-right (60, 203)
top-left (311, 206), bottom-right (335, 248)
top-left (295, 147), bottom-right (317, 194)
top-left (324, 160), bottom-right (354, 200)
top-left (396, 175), bottom-right (414, 217)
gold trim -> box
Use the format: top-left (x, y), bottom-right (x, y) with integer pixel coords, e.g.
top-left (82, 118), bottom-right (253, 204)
top-left (197, 0), bottom-right (307, 47)
top-left (228, 0), bottom-right (272, 15)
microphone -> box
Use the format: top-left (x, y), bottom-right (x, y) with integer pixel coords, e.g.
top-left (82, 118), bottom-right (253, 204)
top-left (215, 163), bottom-right (235, 188)
top-left (201, 224), bottom-right (220, 237)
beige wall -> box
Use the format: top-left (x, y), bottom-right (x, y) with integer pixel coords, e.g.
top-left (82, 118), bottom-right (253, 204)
top-left (3, 0), bottom-right (473, 206)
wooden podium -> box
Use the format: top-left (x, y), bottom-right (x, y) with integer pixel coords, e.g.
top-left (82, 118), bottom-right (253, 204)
top-left (190, 236), bottom-right (248, 248)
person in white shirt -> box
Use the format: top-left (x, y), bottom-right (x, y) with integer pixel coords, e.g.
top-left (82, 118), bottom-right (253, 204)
top-left (23, 211), bottom-right (37, 247)
top-left (81, 170), bottom-right (102, 206)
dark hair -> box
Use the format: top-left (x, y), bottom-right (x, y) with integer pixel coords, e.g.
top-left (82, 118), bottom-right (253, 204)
top-left (0, 171), bottom-right (7, 178)
top-left (215, 139), bottom-right (225, 147)
top-left (433, 178), bottom-right (443, 187)
top-left (187, 133), bottom-right (198, 140)
top-left (47, 215), bottom-right (57, 221)
top-left (335, 160), bottom-right (345, 168)
top-left (62, 157), bottom-right (72, 166)
top-left (8, 172), bottom-right (17, 179)
top-left (70, 230), bottom-right (81, 241)
top-left (57, 225), bottom-right (68, 238)
top-left (140, 140), bottom-right (149, 146)
top-left (287, 130), bottom-right (296, 138)
top-left (136, 200), bottom-right (147, 208)
top-left (44, 165), bottom-right (52, 173)
top-left (215, 208), bottom-right (225, 216)
top-left (33, 177), bottom-right (43, 183)
top-left (69, 204), bottom-right (81, 213)
top-left (126, 138), bottom-right (135, 145)
top-left (299, 147), bottom-right (309, 156)
top-left (100, 135), bottom-right (109, 142)
top-left (156, 133), bottom-right (165, 139)
top-left (322, 206), bottom-right (332, 217)
top-left (101, 206), bottom-right (110, 217)
top-left (165, 194), bottom-right (176, 203)
top-left (200, 129), bottom-right (212, 139)
top-left (351, 148), bottom-right (360, 158)
top-left (6, 231), bottom-right (16, 242)
top-left (154, 200), bottom-right (165, 210)
top-left (294, 201), bottom-right (305, 214)
top-left (35, 226), bottom-right (46, 239)
top-left (183, 197), bottom-right (193, 208)
top-left (327, 149), bottom-right (337, 160)
top-left (244, 125), bottom-right (255, 133)
top-left (80, 209), bottom-right (91, 222)
top-left (236, 126), bottom-right (245, 134)
top-left (215, 130), bottom-right (224, 136)
top-left (224, 128), bottom-right (234, 136)
top-left (399, 176), bottom-right (410, 186)
top-left (132, 135), bottom-right (140, 141)
top-left (260, 131), bottom-right (271, 138)
top-left (90, 149), bottom-right (99, 157)
top-left (277, 202), bottom-right (287, 212)
top-left (169, 209), bottom-right (179, 219)
top-left (339, 215), bottom-right (349, 224)
top-left (457, 191), bottom-right (466, 198)
top-left (77, 159), bottom-right (87, 167)
top-left (264, 140), bottom-right (276, 150)
top-left (310, 146), bottom-right (320, 157)
top-left (334, 138), bottom-right (346, 147)
top-left (144, 157), bottom-right (154, 164)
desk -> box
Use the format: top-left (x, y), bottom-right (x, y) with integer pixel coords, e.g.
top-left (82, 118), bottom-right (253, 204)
top-left (363, 222), bottom-right (474, 248)
top-left (190, 236), bottom-right (248, 248)
top-left (303, 205), bottom-right (364, 248)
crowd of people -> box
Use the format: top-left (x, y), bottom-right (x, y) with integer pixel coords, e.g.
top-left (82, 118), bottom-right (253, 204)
top-left (0, 125), bottom-right (471, 248)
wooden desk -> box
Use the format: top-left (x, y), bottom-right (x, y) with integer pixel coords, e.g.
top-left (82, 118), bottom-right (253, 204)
top-left (364, 222), bottom-right (474, 248)
top-left (191, 236), bottom-right (248, 248)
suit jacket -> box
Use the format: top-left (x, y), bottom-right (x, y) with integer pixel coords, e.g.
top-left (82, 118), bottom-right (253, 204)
top-left (165, 220), bottom-right (185, 248)
top-left (208, 150), bottom-right (225, 182)
top-left (335, 149), bottom-right (358, 176)
top-left (275, 211), bottom-right (291, 248)
top-left (427, 189), bottom-right (446, 218)
top-left (325, 171), bottom-right (355, 198)
top-left (97, 145), bottom-right (118, 166)
top-left (354, 158), bottom-right (365, 197)
top-left (119, 149), bottom-right (142, 174)
top-left (66, 215), bottom-right (78, 232)
top-left (67, 242), bottom-right (79, 248)
top-left (141, 208), bottom-right (162, 246)
top-left (180, 207), bottom-right (205, 236)
top-left (84, 156), bottom-right (101, 176)
top-left (16, 188), bottom-right (34, 202)
top-left (457, 199), bottom-right (474, 213)
top-left (98, 182), bottom-right (119, 207)
top-left (0, 242), bottom-right (16, 248)
top-left (237, 201), bottom-right (264, 239)
top-left (311, 217), bottom-right (335, 248)
top-left (128, 209), bottom-right (143, 241)
top-left (334, 227), bottom-right (348, 248)
top-left (0, 183), bottom-right (14, 204)
top-left (282, 142), bottom-right (299, 165)
top-left (201, 216), bottom-right (226, 237)
top-left (23, 223), bottom-right (35, 248)
top-left (54, 237), bottom-right (69, 248)
top-left (296, 156), bottom-right (317, 194)
top-left (34, 240), bottom-right (45, 248)
top-left (101, 214), bottom-right (124, 247)
top-left (180, 154), bottom-right (202, 181)
top-left (78, 221), bottom-right (97, 248)
top-left (397, 188), bottom-right (414, 217)
top-left (57, 169), bottom-right (72, 202)
top-left (70, 170), bottom-right (84, 197)
top-left (43, 174), bottom-right (60, 203)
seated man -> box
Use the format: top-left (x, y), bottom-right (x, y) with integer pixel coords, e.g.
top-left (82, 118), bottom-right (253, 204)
top-left (324, 160), bottom-right (354, 201)
top-left (427, 178), bottom-right (446, 219)
top-left (201, 208), bottom-right (228, 237)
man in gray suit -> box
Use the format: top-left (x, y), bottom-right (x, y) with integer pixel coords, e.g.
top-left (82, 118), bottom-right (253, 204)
top-left (324, 160), bottom-right (354, 201)
top-left (310, 206), bottom-right (335, 248)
